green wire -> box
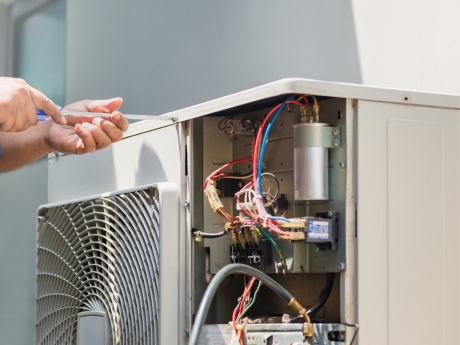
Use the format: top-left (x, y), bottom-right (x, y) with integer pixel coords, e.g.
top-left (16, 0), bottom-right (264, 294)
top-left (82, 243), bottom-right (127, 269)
top-left (236, 280), bottom-right (263, 324)
top-left (257, 228), bottom-right (283, 260)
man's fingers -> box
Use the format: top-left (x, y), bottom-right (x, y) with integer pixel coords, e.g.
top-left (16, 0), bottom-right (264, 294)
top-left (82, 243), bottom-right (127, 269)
top-left (75, 124), bottom-right (96, 154)
top-left (29, 86), bottom-right (66, 125)
top-left (91, 117), bottom-right (122, 143)
top-left (85, 98), bottom-right (123, 113)
top-left (80, 122), bottom-right (111, 150)
top-left (110, 112), bottom-right (129, 132)
top-left (92, 112), bottom-right (128, 142)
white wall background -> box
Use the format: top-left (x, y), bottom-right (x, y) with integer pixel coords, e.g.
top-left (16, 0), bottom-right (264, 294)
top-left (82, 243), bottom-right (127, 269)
top-left (352, 0), bottom-right (460, 95)
top-left (65, 0), bottom-right (362, 114)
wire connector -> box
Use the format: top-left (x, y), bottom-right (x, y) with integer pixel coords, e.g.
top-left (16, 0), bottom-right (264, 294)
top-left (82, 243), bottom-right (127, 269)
top-left (313, 104), bottom-right (320, 123)
top-left (288, 232), bottom-right (306, 241)
top-left (279, 218), bottom-right (307, 228)
top-left (204, 182), bottom-right (224, 212)
top-left (225, 222), bottom-right (238, 230)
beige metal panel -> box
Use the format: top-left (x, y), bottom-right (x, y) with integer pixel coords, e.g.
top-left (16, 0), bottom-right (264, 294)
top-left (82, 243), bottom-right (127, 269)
top-left (57, 78), bottom-right (460, 141)
top-left (48, 125), bottom-right (181, 203)
top-left (152, 78), bottom-right (460, 125)
top-left (358, 100), bottom-right (460, 344)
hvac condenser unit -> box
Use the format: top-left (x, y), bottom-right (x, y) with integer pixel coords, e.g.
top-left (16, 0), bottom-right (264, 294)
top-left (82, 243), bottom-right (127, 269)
top-left (37, 79), bottom-right (460, 345)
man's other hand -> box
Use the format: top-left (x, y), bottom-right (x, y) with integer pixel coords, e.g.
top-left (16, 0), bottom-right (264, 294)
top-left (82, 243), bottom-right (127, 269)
top-left (45, 98), bottom-right (129, 154)
top-left (0, 77), bottom-right (66, 132)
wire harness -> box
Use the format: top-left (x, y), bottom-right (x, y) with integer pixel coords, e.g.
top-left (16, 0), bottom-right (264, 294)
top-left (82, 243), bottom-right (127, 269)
top-left (188, 264), bottom-right (314, 345)
top-left (202, 95), bottom-right (316, 242)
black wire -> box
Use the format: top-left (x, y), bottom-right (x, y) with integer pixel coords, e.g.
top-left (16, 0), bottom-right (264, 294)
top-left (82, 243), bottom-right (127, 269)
top-left (307, 273), bottom-right (335, 317)
top-left (193, 229), bottom-right (228, 239)
top-left (343, 323), bottom-right (359, 345)
top-left (218, 114), bottom-right (240, 130)
top-left (288, 273), bottom-right (336, 323)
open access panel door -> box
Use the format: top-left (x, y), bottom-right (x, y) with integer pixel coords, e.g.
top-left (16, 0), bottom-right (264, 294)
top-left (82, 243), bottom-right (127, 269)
top-left (357, 100), bottom-right (460, 344)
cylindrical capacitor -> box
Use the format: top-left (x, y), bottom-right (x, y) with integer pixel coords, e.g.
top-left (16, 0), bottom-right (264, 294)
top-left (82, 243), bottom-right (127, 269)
top-left (293, 123), bottom-right (329, 201)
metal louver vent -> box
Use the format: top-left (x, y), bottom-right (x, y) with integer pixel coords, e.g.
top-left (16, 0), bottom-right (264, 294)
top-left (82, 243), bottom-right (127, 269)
top-left (36, 183), bottom-right (179, 345)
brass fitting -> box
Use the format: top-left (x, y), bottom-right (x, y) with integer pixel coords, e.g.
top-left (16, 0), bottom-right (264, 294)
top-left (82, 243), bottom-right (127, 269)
top-left (288, 298), bottom-right (314, 337)
top-left (302, 322), bottom-right (315, 338)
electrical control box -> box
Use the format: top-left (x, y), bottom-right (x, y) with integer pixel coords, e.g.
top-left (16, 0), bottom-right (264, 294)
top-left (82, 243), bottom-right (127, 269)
top-left (41, 79), bottom-right (460, 345)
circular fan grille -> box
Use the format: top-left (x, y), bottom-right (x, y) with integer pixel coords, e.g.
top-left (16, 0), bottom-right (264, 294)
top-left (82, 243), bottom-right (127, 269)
top-left (36, 187), bottom-right (161, 345)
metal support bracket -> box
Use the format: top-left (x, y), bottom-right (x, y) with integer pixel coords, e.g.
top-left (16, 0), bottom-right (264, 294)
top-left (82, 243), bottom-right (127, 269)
top-left (293, 126), bottom-right (342, 148)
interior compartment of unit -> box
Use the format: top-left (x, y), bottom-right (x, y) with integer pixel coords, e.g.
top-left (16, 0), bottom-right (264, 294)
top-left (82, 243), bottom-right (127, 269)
top-left (191, 96), bottom-right (349, 325)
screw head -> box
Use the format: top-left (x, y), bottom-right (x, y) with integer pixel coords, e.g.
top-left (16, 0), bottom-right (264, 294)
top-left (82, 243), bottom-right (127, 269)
top-left (184, 200), bottom-right (190, 208)
top-left (184, 329), bottom-right (189, 336)
top-left (338, 262), bottom-right (346, 270)
top-left (333, 128), bottom-right (339, 135)
top-left (334, 139), bottom-right (339, 146)
top-left (339, 161), bottom-right (346, 169)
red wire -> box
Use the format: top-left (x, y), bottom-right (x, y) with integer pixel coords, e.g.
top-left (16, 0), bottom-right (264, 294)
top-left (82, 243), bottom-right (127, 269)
top-left (232, 276), bottom-right (256, 339)
top-left (239, 277), bottom-right (256, 316)
top-left (301, 95), bottom-right (310, 106)
top-left (232, 305), bottom-right (240, 336)
top-left (252, 100), bottom-right (302, 193)
top-left (236, 277), bottom-right (257, 344)
top-left (251, 100), bottom-right (303, 238)
top-left (204, 156), bottom-right (252, 188)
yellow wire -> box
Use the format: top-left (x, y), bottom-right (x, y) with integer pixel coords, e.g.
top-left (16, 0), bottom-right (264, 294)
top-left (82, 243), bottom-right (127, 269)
top-left (256, 228), bottom-right (283, 260)
top-left (296, 95), bottom-right (318, 105)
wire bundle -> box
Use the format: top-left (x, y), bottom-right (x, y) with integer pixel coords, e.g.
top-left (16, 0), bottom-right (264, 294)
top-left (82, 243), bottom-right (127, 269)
top-left (203, 95), bottom-right (311, 239)
top-left (232, 277), bottom-right (262, 344)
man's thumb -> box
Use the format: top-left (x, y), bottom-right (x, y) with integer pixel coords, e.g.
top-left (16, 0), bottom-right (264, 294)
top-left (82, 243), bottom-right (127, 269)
top-left (86, 98), bottom-right (123, 113)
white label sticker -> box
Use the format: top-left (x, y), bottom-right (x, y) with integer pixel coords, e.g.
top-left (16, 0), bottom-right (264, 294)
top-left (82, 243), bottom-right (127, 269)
top-left (308, 221), bottom-right (329, 239)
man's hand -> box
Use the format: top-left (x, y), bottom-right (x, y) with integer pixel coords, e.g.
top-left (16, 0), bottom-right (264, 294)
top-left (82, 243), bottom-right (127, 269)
top-left (0, 77), bottom-right (66, 132)
top-left (45, 98), bottom-right (129, 154)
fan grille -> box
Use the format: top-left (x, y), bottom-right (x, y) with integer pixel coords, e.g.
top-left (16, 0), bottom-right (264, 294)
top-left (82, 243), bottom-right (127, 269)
top-left (37, 187), bottom-right (162, 345)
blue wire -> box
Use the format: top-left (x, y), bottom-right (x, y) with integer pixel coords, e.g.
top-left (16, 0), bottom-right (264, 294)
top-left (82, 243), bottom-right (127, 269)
top-left (256, 96), bottom-right (294, 222)
top-left (270, 216), bottom-right (291, 222)
top-left (257, 96), bottom-right (294, 194)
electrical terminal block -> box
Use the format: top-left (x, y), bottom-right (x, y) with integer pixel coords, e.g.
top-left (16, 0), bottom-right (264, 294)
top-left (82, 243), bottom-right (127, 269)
top-left (204, 182), bottom-right (224, 212)
top-left (279, 218), bottom-right (307, 228)
top-left (230, 227), bottom-right (271, 265)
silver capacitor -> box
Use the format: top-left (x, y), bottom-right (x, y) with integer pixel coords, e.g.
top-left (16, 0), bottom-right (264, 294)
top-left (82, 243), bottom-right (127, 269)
top-left (293, 123), bottom-right (329, 201)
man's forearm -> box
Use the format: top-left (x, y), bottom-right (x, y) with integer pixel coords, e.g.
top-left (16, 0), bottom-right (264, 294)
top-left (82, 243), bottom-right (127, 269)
top-left (0, 121), bottom-right (53, 172)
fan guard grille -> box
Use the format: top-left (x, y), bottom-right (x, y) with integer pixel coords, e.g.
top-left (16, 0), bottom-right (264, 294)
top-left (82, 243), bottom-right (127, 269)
top-left (36, 186), bottom-right (163, 345)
